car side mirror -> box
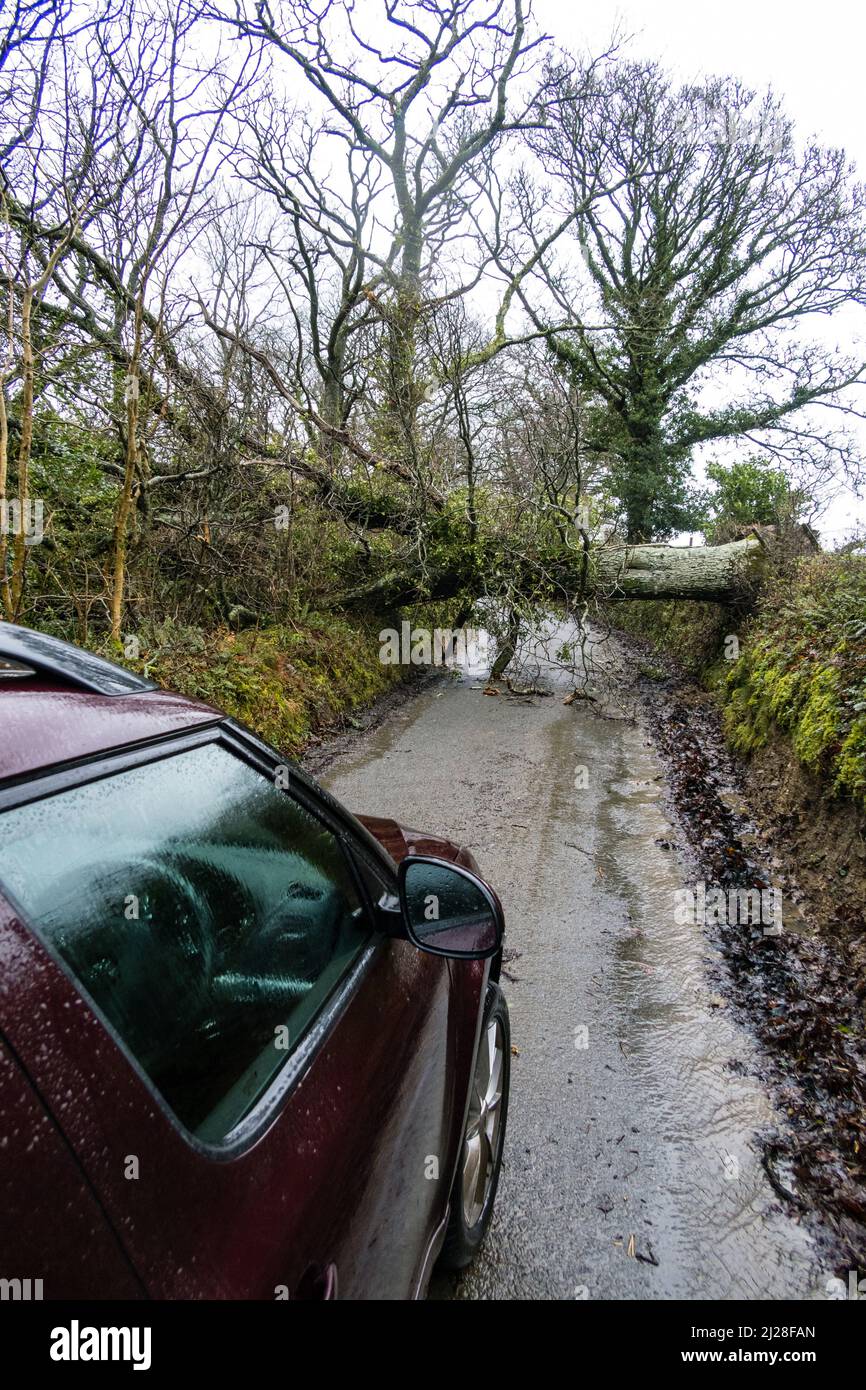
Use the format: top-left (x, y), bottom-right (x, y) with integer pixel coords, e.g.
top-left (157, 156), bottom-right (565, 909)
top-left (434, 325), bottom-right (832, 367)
top-left (397, 855), bottom-right (503, 960)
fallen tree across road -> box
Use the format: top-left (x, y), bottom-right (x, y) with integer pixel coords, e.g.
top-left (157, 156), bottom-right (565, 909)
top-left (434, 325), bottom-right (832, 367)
top-left (338, 535), bottom-right (767, 613)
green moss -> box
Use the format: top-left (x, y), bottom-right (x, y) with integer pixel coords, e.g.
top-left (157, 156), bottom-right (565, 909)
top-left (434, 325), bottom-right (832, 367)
top-left (610, 554), bottom-right (866, 812)
top-left (723, 670), bottom-right (775, 755)
top-left (836, 716), bottom-right (866, 801)
top-left (702, 656), bottom-right (730, 697)
top-left (607, 597), bottom-right (730, 677)
top-left (766, 666), bottom-right (802, 723)
top-left (721, 556), bottom-right (866, 809)
top-left (85, 616), bottom-right (405, 757)
top-left (791, 666), bottom-right (840, 769)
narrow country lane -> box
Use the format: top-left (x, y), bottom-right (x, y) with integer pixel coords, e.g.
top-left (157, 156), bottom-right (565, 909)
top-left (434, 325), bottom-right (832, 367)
top-left (316, 624), bottom-right (828, 1300)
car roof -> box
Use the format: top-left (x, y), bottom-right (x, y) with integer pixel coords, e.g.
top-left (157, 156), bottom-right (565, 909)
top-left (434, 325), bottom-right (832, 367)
top-left (0, 682), bottom-right (221, 784)
top-left (0, 622), bottom-right (222, 784)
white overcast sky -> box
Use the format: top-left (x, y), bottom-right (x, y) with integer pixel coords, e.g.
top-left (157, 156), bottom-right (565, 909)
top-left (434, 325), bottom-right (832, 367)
top-left (538, 0), bottom-right (865, 161)
top-left (534, 0), bottom-right (866, 541)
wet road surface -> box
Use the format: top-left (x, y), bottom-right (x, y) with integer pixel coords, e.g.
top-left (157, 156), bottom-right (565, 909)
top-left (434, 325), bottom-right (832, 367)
top-left (319, 623), bottom-right (827, 1300)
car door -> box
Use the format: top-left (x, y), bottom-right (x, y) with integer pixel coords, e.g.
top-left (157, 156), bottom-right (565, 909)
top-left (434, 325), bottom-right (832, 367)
top-left (0, 727), bottom-right (462, 1299)
top-left (0, 1033), bottom-right (144, 1300)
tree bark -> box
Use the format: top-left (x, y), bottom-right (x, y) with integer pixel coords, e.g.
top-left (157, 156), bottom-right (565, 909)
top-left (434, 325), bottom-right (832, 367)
top-left (109, 297), bottom-right (144, 644)
top-left (9, 285), bottom-right (35, 619)
top-left (593, 536), bottom-right (765, 602)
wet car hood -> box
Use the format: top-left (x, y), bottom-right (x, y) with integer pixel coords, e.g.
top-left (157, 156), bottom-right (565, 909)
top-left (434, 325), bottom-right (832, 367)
top-left (355, 815), bottom-right (481, 876)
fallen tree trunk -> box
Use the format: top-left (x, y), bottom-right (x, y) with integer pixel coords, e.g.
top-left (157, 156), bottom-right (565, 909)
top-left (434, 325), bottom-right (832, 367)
top-left (337, 535), bottom-right (767, 611)
top-left (594, 535), bottom-right (765, 602)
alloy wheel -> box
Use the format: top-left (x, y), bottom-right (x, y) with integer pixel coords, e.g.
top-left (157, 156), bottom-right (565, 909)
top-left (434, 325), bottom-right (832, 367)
top-left (461, 1013), bottom-right (505, 1228)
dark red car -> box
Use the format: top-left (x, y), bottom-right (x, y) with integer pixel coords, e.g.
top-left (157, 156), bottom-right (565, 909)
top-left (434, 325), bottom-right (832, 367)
top-left (0, 622), bottom-right (510, 1300)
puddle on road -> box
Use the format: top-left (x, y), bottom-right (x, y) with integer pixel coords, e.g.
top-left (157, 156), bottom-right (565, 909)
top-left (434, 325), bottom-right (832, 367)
top-left (548, 677), bottom-right (822, 1298)
top-left (498, 621), bottom-right (824, 1297)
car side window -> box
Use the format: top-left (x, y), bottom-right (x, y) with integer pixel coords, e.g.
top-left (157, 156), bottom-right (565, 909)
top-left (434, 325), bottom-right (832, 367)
top-left (0, 742), bottom-right (371, 1143)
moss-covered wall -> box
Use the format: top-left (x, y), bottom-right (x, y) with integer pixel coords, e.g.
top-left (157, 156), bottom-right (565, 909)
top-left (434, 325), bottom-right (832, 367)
top-left (608, 555), bottom-right (866, 812)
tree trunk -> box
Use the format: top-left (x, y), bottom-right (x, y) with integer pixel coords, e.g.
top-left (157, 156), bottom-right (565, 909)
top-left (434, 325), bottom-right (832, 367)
top-left (337, 536), bottom-right (766, 612)
top-left (0, 304), bottom-right (11, 621)
top-left (490, 607), bottom-right (521, 681)
top-left (593, 536), bottom-right (765, 601)
top-left (110, 298), bottom-right (144, 643)
top-left (9, 285), bottom-right (35, 619)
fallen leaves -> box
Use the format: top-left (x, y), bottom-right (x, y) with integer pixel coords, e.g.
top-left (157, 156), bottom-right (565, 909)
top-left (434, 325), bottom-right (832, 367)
top-left (642, 679), bottom-right (866, 1268)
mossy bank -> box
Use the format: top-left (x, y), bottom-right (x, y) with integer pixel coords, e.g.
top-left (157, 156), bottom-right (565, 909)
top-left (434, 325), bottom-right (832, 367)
top-left (70, 616), bottom-right (409, 757)
top-left (608, 554), bottom-right (866, 944)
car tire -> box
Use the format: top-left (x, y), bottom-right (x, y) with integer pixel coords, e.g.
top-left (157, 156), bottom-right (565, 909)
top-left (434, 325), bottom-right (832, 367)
top-left (438, 982), bottom-right (510, 1271)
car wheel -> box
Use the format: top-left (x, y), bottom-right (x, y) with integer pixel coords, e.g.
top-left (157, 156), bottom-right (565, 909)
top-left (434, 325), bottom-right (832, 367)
top-left (438, 982), bottom-right (510, 1271)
